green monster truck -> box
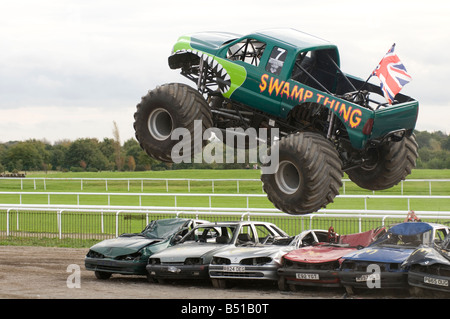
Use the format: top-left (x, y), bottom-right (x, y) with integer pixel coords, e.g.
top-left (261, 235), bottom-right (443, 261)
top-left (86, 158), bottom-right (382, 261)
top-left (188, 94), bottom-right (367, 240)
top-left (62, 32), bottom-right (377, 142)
top-left (133, 28), bottom-right (419, 215)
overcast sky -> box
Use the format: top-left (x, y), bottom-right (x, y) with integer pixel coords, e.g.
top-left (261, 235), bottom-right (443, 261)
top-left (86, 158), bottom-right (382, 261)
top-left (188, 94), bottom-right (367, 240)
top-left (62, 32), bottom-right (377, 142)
top-left (0, 0), bottom-right (448, 144)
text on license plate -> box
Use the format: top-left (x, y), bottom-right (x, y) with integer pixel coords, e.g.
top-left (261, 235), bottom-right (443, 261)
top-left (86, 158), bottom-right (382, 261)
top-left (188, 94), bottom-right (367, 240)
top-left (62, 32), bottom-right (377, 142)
top-left (424, 276), bottom-right (449, 287)
top-left (223, 265), bottom-right (245, 272)
top-left (296, 273), bottom-right (319, 280)
top-left (356, 274), bottom-right (380, 282)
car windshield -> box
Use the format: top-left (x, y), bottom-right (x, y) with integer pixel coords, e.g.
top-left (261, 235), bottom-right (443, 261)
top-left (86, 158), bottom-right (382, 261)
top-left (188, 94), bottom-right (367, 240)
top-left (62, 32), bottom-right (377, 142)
top-left (138, 219), bottom-right (188, 239)
top-left (377, 231), bottom-right (427, 248)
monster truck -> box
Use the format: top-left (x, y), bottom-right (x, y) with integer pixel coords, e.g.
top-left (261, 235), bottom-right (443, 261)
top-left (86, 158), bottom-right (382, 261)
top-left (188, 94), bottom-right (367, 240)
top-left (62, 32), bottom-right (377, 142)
top-left (133, 28), bottom-right (419, 215)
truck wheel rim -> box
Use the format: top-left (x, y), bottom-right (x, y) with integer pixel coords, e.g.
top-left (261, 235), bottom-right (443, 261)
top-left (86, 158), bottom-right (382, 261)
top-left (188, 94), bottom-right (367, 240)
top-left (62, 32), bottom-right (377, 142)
top-left (148, 108), bottom-right (173, 141)
top-left (275, 160), bottom-right (301, 194)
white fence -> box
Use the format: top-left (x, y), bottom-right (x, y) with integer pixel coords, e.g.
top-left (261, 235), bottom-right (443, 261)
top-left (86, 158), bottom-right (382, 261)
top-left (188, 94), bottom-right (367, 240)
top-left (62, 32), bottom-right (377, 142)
top-left (1, 177), bottom-right (449, 244)
top-left (2, 203), bottom-right (450, 243)
top-left (2, 177), bottom-right (450, 195)
top-left (0, 191), bottom-right (449, 211)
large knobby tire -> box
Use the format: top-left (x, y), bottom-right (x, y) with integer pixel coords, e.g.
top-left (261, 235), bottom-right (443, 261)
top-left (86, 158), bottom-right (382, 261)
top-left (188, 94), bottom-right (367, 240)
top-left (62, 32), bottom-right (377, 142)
top-left (134, 83), bottom-right (212, 162)
top-left (346, 134), bottom-right (418, 190)
top-left (261, 132), bottom-right (343, 215)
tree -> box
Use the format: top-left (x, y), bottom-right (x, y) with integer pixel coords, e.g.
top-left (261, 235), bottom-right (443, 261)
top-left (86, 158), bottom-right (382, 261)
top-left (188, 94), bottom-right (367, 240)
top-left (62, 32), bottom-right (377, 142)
top-left (64, 138), bottom-right (109, 171)
top-left (112, 121), bottom-right (123, 171)
top-left (3, 141), bottom-right (46, 171)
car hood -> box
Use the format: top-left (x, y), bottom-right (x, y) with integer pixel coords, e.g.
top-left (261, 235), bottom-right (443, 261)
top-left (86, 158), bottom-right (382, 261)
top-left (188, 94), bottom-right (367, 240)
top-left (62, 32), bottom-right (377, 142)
top-left (89, 236), bottom-right (163, 257)
top-left (403, 246), bottom-right (450, 268)
top-left (342, 246), bottom-right (416, 264)
top-left (284, 245), bottom-right (358, 263)
top-left (179, 31), bottom-right (241, 55)
top-left (214, 245), bottom-right (293, 261)
top-left (154, 242), bottom-right (231, 263)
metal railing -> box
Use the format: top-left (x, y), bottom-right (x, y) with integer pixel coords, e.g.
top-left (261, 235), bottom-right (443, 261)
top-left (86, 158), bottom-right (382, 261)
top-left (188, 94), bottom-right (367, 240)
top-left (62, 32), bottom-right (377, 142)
top-left (0, 191), bottom-right (449, 211)
top-left (1, 177), bottom-right (450, 195)
top-left (1, 204), bottom-right (450, 245)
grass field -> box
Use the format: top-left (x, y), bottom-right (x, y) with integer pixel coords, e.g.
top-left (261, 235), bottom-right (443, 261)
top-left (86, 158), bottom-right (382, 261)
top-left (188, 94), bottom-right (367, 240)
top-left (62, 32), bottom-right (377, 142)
top-left (0, 169), bottom-right (449, 211)
top-left (1, 169), bottom-right (449, 247)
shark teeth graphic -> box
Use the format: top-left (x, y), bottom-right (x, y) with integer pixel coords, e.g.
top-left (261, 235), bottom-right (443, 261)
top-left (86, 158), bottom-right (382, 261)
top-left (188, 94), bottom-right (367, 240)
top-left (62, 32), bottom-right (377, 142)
top-left (173, 49), bottom-right (231, 94)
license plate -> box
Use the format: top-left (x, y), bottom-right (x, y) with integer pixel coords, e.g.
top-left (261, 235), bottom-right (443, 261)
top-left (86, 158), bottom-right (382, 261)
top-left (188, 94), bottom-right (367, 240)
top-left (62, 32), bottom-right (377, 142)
top-left (296, 273), bottom-right (319, 280)
top-left (356, 273), bottom-right (380, 282)
top-left (223, 265), bottom-right (245, 272)
top-left (424, 276), bottom-right (449, 287)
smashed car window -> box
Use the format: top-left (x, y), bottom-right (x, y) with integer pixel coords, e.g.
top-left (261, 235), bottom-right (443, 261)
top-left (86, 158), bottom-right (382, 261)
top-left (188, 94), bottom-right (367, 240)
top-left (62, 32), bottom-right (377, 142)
top-left (138, 219), bottom-right (189, 239)
top-left (182, 225), bottom-right (236, 243)
top-left (237, 225), bottom-right (256, 245)
top-left (227, 38), bottom-right (266, 67)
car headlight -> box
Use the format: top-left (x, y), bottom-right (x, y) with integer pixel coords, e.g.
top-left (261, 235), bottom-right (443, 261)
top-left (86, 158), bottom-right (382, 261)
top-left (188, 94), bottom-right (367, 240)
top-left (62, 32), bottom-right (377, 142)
top-left (241, 257), bottom-right (272, 266)
top-left (212, 257), bottom-right (231, 265)
top-left (117, 252), bottom-right (142, 261)
top-left (86, 250), bottom-right (104, 259)
top-left (184, 258), bottom-right (203, 265)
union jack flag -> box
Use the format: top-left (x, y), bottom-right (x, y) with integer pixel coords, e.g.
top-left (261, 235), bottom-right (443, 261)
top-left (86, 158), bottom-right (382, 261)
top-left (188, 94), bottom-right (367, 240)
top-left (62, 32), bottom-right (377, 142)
top-left (372, 44), bottom-right (412, 104)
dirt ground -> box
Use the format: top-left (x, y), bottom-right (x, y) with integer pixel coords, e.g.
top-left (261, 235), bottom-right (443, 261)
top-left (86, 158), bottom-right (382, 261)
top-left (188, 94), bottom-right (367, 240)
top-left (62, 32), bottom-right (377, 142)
top-left (0, 245), bottom-right (427, 301)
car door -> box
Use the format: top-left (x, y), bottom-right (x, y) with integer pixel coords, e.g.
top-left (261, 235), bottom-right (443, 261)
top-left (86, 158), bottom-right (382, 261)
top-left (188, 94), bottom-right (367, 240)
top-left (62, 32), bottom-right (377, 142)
top-left (221, 37), bottom-right (287, 117)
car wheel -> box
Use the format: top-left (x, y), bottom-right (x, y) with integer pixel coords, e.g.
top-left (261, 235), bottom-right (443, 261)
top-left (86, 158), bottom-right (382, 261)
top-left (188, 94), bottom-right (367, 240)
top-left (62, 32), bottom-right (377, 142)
top-left (344, 285), bottom-right (355, 295)
top-left (94, 271), bottom-right (112, 280)
top-left (134, 83), bottom-right (212, 162)
top-left (211, 278), bottom-right (227, 289)
top-left (347, 134), bottom-right (418, 190)
top-left (146, 273), bottom-right (157, 283)
top-left (261, 131), bottom-right (343, 215)
top-left (277, 276), bottom-right (288, 291)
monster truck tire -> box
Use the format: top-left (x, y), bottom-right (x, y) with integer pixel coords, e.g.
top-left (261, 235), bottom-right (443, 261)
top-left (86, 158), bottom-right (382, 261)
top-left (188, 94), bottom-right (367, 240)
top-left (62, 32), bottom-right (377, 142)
top-left (134, 83), bottom-right (212, 162)
top-left (261, 132), bottom-right (343, 215)
top-left (346, 134), bottom-right (418, 190)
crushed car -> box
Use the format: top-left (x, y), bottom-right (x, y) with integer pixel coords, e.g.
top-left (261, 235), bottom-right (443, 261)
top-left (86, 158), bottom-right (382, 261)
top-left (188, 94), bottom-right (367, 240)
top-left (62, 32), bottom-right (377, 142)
top-left (339, 222), bottom-right (450, 294)
top-left (209, 229), bottom-right (330, 288)
top-left (85, 218), bottom-right (207, 279)
top-left (146, 221), bottom-right (289, 283)
top-left (277, 226), bottom-right (385, 290)
top-left (403, 232), bottom-right (450, 295)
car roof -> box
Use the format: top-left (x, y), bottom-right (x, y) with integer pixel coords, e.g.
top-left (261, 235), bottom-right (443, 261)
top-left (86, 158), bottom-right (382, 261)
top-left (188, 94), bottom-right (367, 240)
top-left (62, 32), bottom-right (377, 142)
top-left (250, 28), bottom-right (337, 52)
top-left (389, 222), bottom-right (448, 236)
top-left (192, 220), bottom-right (275, 228)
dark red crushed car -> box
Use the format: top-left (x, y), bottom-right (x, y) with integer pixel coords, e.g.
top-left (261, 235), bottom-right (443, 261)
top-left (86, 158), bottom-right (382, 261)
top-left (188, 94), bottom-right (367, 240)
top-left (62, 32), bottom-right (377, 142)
top-left (277, 227), bottom-right (385, 290)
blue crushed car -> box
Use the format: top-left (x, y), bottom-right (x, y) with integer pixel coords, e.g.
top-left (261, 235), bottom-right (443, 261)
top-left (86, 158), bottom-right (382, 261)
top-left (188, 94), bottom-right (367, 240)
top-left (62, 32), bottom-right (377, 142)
top-left (339, 222), bottom-right (450, 295)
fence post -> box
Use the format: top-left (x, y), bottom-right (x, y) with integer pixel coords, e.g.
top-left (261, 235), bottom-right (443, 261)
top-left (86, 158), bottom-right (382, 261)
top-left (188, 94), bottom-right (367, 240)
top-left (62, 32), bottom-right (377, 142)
top-left (115, 211), bottom-right (120, 237)
top-left (101, 210), bottom-right (104, 234)
top-left (58, 210), bottom-right (62, 239)
top-left (358, 217), bottom-right (362, 233)
top-left (6, 208), bottom-right (11, 236)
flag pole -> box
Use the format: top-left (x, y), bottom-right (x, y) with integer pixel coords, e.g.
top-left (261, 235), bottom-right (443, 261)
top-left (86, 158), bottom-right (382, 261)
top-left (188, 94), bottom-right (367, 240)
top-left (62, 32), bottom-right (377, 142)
top-left (357, 43), bottom-right (396, 94)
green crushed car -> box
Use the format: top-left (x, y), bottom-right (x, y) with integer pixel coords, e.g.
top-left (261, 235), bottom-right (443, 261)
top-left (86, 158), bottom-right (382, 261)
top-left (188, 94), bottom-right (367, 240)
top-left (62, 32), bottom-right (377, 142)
top-left (85, 218), bottom-right (207, 279)
top-left (133, 28), bottom-right (419, 215)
